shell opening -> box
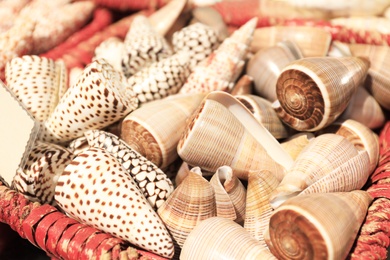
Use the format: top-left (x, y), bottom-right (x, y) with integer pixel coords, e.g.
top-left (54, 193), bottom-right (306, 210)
top-left (269, 187), bottom-right (301, 209)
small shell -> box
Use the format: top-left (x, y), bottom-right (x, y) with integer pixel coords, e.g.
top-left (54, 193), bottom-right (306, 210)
top-left (120, 93), bottom-right (205, 169)
top-left (280, 132), bottom-right (315, 160)
top-left (235, 94), bottom-right (289, 139)
top-left (210, 166), bottom-right (246, 224)
top-left (230, 74), bottom-right (254, 95)
top-left (190, 6), bottom-right (229, 41)
top-left (268, 191), bottom-right (373, 260)
top-left (93, 37), bottom-right (125, 73)
top-left (273, 56), bottom-right (369, 132)
top-left (181, 217), bottom-right (277, 260)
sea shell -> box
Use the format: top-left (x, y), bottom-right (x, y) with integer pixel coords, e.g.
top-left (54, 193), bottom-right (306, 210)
top-left (230, 74), bottom-right (253, 95)
top-left (247, 41), bottom-right (303, 102)
top-left (55, 147), bottom-right (174, 258)
top-left (39, 58), bottom-right (139, 144)
top-left (178, 17), bottom-right (257, 94)
top-left (12, 141), bottom-right (74, 205)
top-left (93, 37), bottom-right (125, 73)
top-left (251, 26), bottom-right (332, 57)
top-left (127, 52), bottom-right (191, 104)
top-left (268, 191), bottom-right (373, 260)
top-left (181, 217), bottom-right (277, 260)
top-left (84, 130), bottom-right (174, 209)
top-left (121, 15), bottom-right (173, 78)
top-left (280, 132), bottom-right (315, 160)
top-left (348, 43), bottom-right (390, 110)
top-left (120, 93), bottom-right (205, 169)
top-left (67, 136), bottom-right (89, 156)
top-left (190, 6), bottom-right (229, 41)
top-left (235, 94), bottom-right (289, 139)
top-left (5, 55), bottom-right (67, 122)
top-left (210, 166), bottom-right (246, 224)
top-left (269, 133), bottom-right (371, 208)
top-left (172, 22), bottom-right (220, 70)
top-left (273, 56), bottom-right (369, 132)
top-left (177, 91), bottom-right (293, 181)
top-left (331, 16), bottom-right (390, 34)
top-left (157, 167), bottom-right (216, 249)
top-left (244, 170), bottom-right (280, 245)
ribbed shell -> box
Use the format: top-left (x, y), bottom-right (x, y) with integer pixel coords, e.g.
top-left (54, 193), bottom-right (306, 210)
top-left (274, 56), bottom-right (369, 132)
top-left (120, 93), bottom-right (205, 169)
top-left (268, 191), bottom-right (373, 260)
top-left (280, 132), bottom-right (315, 160)
top-left (157, 167), bottom-right (216, 248)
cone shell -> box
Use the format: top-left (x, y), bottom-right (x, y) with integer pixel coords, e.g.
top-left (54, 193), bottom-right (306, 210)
top-left (244, 170), bottom-right (280, 244)
top-left (12, 141), bottom-right (74, 205)
top-left (281, 132), bottom-right (315, 160)
top-left (55, 147), bottom-right (174, 258)
top-left (274, 56), bottom-right (369, 132)
top-left (235, 94), bottom-right (289, 139)
top-left (349, 43), bottom-right (390, 110)
top-left (247, 41), bottom-right (303, 102)
top-left (122, 15), bottom-right (173, 78)
top-left (40, 58), bottom-right (139, 144)
top-left (93, 37), bottom-right (125, 73)
top-left (181, 217), bottom-right (277, 260)
top-left (84, 130), bottom-right (174, 209)
top-left (177, 91), bottom-right (293, 180)
top-left (5, 55), bottom-right (67, 122)
top-left (210, 166), bottom-right (246, 224)
top-left (157, 167), bottom-right (216, 248)
top-left (268, 191), bottom-right (373, 260)
top-left (120, 93), bottom-right (205, 169)
top-left (269, 133), bottom-right (371, 208)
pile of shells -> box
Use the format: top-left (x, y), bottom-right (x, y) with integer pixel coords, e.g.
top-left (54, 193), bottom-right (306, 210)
top-left (3, 1), bottom-right (389, 259)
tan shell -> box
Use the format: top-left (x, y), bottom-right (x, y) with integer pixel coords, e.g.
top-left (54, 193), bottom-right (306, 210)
top-left (181, 217), bottom-right (277, 260)
top-left (251, 26), bottom-right (332, 57)
top-left (273, 56), bottom-right (369, 132)
top-left (230, 74), bottom-right (253, 95)
top-left (280, 132), bottom-right (315, 160)
top-left (190, 6), bottom-right (229, 41)
top-left (210, 166), bottom-right (246, 224)
top-left (269, 133), bottom-right (371, 208)
top-left (268, 191), bottom-right (373, 260)
top-left (120, 93), bottom-right (205, 169)
top-left (235, 94), bottom-right (289, 139)
top-left (177, 91), bottom-right (293, 180)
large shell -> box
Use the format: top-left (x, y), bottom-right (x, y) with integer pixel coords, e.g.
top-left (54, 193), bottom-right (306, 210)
top-left (269, 133), bottom-right (371, 208)
top-left (280, 132), bottom-right (315, 160)
top-left (181, 217), bottom-right (277, 260)
top-left (157, 167), bottom-right (216, 249)
top-left (120, 93), bottom-right (205, 169)
top-left (268, 191), bottom-right (373, 260)
top-left (235, 94), bottom-right (290, 139)
top-left (244, 170), bottom-right (280, 245)
top-left (246, 41), bottom-right (303, 102)
top-left (273, 56), bottom-right (369, 132)
top-left (210, 166), bottom-right (246, 224)
top-left (348, 43), bottom-right (390, 110)
top-left (177, 91), bottom-right (293, 180)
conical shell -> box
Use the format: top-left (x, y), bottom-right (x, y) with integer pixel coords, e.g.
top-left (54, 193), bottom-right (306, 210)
top-left (5, 55), bottom-right (67, 122)
top-left (269, 133), bottom-right (371, 208)
top-left (210, 166), bottom-right (246, 224)
top-left (230, 74), bottom-right (253, 95)
top-left (93, 37), bottom-right (125, 73)
top-left (177, 91), bottom-right (293, 180)
top-left (280, 132), bottom-right (315, 160)
top-left (244, 170), bottom-right (280, 245)
top-left (157, 167), bottom-right (216, 248)
top-left (55, 147), bottom-right (174, 258)
top-left (349, 43), bottom-right (390, 110)
top-left (40, 58), bottom-right (139, 144)
top-left (339, 85), bottom-right (385, 129)
top-left (120, 93), bottom-right (205, 169)
top-left (181, 217), bottom-right (277, 260)
top-left (247, 41), bottom-right (303, 102)
top-left (273, 56), bottom-right (369, 132)
top-left (84, 130), bottom-right (174, 209)
top-left (235, 94), bottom-right (289, 139)
top-left (268, 191), bottom-right (373, 260)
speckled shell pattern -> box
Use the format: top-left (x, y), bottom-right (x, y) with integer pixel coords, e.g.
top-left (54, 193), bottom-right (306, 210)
top-left (84, 130), bottom-right (174, 210)
top-left (121, 15), bottom-right (173, 78)
top-left (268, 191), bottom-right (372, 260)
top-left (274, 56), bottom-right (369, 132)
top-left (181, 217), bottom-right (277, 260)
top-left (39, 58), bottom-right (138, 144)
top-left (120, 93), bottom-right (205, 169)
top-left (12, 141), bottom-right (74, 206)
top-left (5, 55), bottom-right (67, 122)
top-left (54, 147), bottom-right (174, 258)
top-left (127, 52), bottom-right (190, 104)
